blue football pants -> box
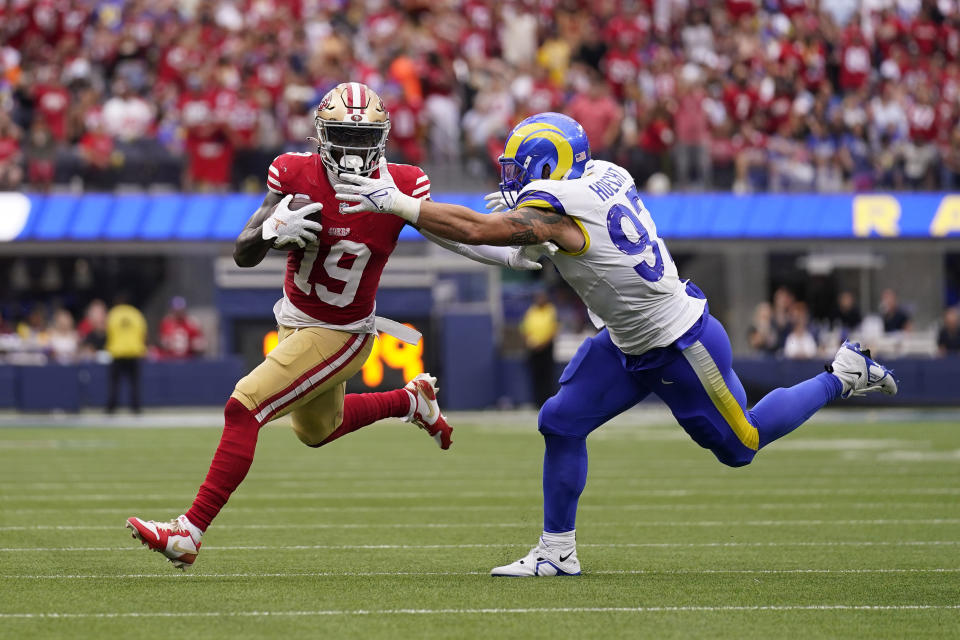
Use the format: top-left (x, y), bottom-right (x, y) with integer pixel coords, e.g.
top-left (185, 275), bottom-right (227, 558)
top-left (537, 315), bottom-right (842, 533)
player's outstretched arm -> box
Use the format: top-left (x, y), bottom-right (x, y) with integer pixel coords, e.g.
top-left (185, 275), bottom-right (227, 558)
top-left (418, 228), bottom-right (556, 270)
top-left (335, 159), bottom-right (584, 251)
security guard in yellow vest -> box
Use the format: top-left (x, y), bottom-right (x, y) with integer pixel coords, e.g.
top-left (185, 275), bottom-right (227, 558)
top-left (106, 296), bottom-right (147, 413)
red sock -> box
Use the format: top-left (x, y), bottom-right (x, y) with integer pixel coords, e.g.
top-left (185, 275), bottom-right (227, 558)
top-left (185, 398), bottom-right (262, 531)
top-left (315, 389), bottom-right (412, 447)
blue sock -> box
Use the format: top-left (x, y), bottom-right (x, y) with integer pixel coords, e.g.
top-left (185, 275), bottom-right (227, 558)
top-left (750, 372), bottom-right (842, 449)
top-left (542, 434), bottom-right (588, 533)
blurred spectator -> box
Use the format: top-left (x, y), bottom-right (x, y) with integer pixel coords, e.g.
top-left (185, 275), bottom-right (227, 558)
top-left (24, 120), bottom-right (55, 191)
top-left (938, 307), bottom-right (960, 355)
top-left (880, 288), bottom-right (912, 332)
top-left (672, 66), bottom-right (710, 189)
top-left (17, 306), bottom-right (50, 351)
top-left (771, 286), bottom-right (796, 348)
top-left (77, 299), bottom-right (108, 355)
top-left (158, 296), bottom-right (206, 359)
top-left (783, 302), bottom-right (818, 359)
top-left (520, 292), bottom-right (558, 408)
top-left (106, 295), bottom-right (147, 414)
top-left (747, 302), bottom-right (779, 355)
top-left (0, 112), bottom-right (24, 190)
top-left (567, 74), bottom-right (622, 160)
top-left (102, 81), bottom-right (154, 143)
top-left (48, 309), bottom-right (78, 364)
top-left (3, 0), bottom-right (960, 193)
top-left (835, 291), bottom-right (863, 331)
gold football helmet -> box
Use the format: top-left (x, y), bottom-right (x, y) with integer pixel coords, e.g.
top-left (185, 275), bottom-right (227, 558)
top-left (314, 82), bottom-right (390, 176)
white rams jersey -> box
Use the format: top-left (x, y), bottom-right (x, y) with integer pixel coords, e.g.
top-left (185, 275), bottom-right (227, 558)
top-left (515, 160), bottom-right (705, 355)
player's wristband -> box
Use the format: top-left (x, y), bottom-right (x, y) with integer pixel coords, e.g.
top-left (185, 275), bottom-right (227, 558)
top-left (391, 192), bottom-right (421, 225)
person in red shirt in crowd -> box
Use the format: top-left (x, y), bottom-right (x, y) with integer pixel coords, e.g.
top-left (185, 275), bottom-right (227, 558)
top-left (524, 65), bottom-right (564, 118)
top-left (78, 114), bottom-right (115, 190)
top-left (180, 72), bottom-right (233, 191)
top-left (911, 7), bottom-right (941, 57)
top-left (602, 31), bottom-right (643, 100)
top-left (158, 297), bottom-right (206, 359)
top-left (32, 66), bottom-right (69, 142)
top-left (839, 26), bottom-right (872, 91)
top-left (727, 0), bottom-right (758, 21)
top-left (672, 69), bottom-right (711, 188)
top-left (566, 74), bottom-right (623, 159)
top-left (228, 77), bottom-right (266, 188)
top-left (723, 63), bottom-right (758, 123)
top-left (383, 84), bottom-right (425, 166)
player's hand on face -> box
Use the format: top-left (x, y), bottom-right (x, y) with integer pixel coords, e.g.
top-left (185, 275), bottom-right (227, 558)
top-left (262, 194), bottom-right (324, 249)
top-left (507, 242), bottom-right (558, 270)
top-left (336, 157), bottom-right (400, 214)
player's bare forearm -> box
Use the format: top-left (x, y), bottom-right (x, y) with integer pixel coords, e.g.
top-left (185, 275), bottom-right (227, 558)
top-left (417, 200), bottom-right (579, 248)
top-left (234, 191), bottom-right (284, 267)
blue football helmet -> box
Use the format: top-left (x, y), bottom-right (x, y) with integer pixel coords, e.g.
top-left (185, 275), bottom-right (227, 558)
top-left (498, 112), bottom-right (591, 208)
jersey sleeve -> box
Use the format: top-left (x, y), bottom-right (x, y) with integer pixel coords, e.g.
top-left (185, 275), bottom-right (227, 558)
top-left (389, 163), bottom-right (431, 200)
top-left (266, 153), bottom-right (309, 195)
top-left (266, 156), bottom-right (285, 194)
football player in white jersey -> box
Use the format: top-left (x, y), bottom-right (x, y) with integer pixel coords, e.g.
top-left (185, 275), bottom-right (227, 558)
top-left (335, 112), bottom-right (898, 577)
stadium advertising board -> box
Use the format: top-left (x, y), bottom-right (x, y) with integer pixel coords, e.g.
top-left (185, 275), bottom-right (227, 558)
top-left (4, 192), bottom-right (960, 241)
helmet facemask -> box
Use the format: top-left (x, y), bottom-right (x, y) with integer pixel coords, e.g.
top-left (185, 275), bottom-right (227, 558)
top-left (316, 118), bottom-right (390, 177)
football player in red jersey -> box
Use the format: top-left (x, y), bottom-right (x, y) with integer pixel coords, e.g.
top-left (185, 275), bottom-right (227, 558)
top-left (126, 82), bottom-right (549, 569)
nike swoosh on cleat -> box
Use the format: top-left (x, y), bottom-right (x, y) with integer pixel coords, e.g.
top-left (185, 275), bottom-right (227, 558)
top-left (171, 540), bottom-right (195, 555)
top-left (559, 551), bottom-right (573, 562)
top-left (419, 388), bottom-right (436, 419)
top-left (835, 369), bottom-right (862, 378)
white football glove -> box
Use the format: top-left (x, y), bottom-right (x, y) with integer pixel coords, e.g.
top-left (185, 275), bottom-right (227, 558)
top-left (484, 191), bottom-right (514, 213)
top-left (507, 242), bottom-right (558, 270)
top-left (335, 158), bottom-right (422, 223)
top-left (262, 194), bottom-right (324, 249)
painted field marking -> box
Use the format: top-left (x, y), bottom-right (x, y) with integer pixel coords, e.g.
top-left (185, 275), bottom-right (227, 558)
top-left (1, 541), bottom-right (959, 553)
top-left (1, 605), bottom-right (959, 619)
top-left (3, 568), bottom-right (959, 580)
top-left (2, 518), bottom-right (959, 533)
top-left (2, 487), bottom-right (958, 502)
top-left (3, 500), bottom-right (953, 516)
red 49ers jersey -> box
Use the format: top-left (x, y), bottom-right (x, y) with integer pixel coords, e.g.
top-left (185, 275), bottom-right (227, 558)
top-left (266, 152), bottom-right (430, 330)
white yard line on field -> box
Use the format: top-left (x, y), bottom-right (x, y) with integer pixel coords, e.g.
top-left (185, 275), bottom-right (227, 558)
top-left (1, 540), bottom-right (958, 553)
top-left (3, 568), bottom-right (960, 580)
top-left (2, 487), bottom-right (959, 501)
top-left (3, 500), bottom-right (951, 516)
top-left (1, 518), bottom-right (958, 532)
top-left (1, 605), bottom-right (959, 619)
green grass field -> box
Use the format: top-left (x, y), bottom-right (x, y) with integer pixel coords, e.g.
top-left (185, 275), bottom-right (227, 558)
top-left (1, 411), bottom-right (958, 639)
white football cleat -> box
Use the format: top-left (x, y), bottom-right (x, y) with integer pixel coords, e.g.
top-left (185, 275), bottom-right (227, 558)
top-left (126, 515), bottom-right (201, 570)
top-left (404, 373), bottom-right (453, 450)
top-left (827, 341), bottom-right (898, 399)
top-left (491, 539), bottom-right (581, 577)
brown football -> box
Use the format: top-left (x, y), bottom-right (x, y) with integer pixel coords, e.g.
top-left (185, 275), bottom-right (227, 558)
top-left (287, 194), bottom-right (323, 223)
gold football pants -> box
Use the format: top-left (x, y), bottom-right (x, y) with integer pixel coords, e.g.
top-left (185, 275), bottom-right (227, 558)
top-left (232, 326), bottom-right (373, 445)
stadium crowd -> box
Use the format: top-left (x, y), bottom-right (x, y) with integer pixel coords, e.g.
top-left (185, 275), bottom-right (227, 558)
top-left (747, 285), bottom-right (960, 357)
top-left (3, 0), bottom-right (960, 192)
top-left (0, 294), bottom-right (206, 365)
